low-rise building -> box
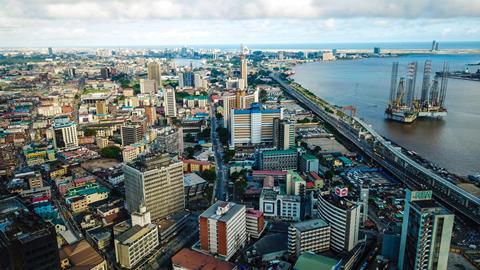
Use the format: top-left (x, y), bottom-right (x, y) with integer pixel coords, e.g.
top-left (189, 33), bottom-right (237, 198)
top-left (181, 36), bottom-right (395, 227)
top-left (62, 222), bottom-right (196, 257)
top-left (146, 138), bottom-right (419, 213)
top-left (183, 173), bottom-right (208, 200)
top-left (172, 248), bottom-right (237, 270)
top-left (114, 224), bottom-right (159, 269)
top-left (246, 208), bottom-right (266, 239)
top-left (59, 239), bottom-right (107, 270)
top-left (259, 189), bottom-right (301, 221)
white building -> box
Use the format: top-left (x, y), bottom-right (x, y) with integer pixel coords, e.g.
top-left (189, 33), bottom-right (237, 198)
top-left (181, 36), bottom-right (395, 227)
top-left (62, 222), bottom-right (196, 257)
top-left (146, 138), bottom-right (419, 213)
top-left (288, 219), bottom-right (331, 256)
top-left (316, 193), bottom-right (361, 252)
top-left (259, 189), bottom-right (301, 221)
top-left (114, 224), bottom-right (159, 269)
top-left (199, 201), bottom-right (246, 260)
top-left (163, 88), bottom-right (177, 117)
top-left (52, 117), bottom-right (78, 150)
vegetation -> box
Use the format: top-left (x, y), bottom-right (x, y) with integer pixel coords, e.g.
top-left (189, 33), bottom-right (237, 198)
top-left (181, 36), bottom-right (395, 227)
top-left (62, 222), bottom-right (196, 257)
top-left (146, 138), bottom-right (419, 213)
top-left (216, 127), bottom-right (229, 145)
top-left (224, 149), bottom-right (235, 163)
top-left (100, 146), bottom-right (122, 160)
top-left (83, 128), bottom-right (97, 137)
top-left (200, 168), bottom-right (216, 183)
top-left (185, 147), bottom-right (195, 159)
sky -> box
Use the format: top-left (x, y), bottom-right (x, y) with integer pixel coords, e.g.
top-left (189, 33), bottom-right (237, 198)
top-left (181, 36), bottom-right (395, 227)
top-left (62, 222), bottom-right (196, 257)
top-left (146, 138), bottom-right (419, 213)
top-left (0, 0), bottom-right (479, 47)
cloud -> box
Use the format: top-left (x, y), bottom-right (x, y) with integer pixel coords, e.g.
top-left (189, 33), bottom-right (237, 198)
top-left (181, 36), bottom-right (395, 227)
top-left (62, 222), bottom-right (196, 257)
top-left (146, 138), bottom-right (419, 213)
top-left (1, 0), bottom-right (480, 21)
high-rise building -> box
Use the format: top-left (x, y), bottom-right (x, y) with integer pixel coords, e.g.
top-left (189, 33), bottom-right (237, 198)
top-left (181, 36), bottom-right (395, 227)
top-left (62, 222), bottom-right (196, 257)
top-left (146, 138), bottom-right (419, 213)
top-left (398, 190), bottom-right (454, 270)
top-left (299, 154), bottom-right (319, 173)
top-left (240, 50), bottom-right (248, 90)
top-left (52, 117), bottom-right (78, 149)
top-left (374, 47), bottom-right (381, 54)
top-left (221, 90), bottom-right (259, 127)
top-left (96, 100), bottom-right (107, 115)
top-left (0, 196), bottom-right (60, 270)
top-left (288, 219), bottom-right (331, 256)
top-left (140, 79), bottom-right (158, 94)
top-left (316, 191), bottom-right (361, 252)
top-left (245, 208), bottom-right (266, 239)
top-left (199, 201), bottom-right (246, 260)
top-left (153, 126), bottom-right (183, 154)
top-left (260, 189), bottom-right (301, 221)
top-left (123, 153), bottom-right (185, 220)
top-left (273, 118), bottom-right (295, 150)
top-left (163, 88), bottom-right (177, 117)
top-left (115, 223), bottom-right (159, 269)
top-left (145, 106), bottom-right (157, 126)
top-left (286, 170), bottom-right (306, 196)
top-left (230, 103), bottom-right (283, 146)
top-left (147, 62), bottom-right (162, 86)
top-left (121, 124), bottom-right (144, 146)
top-left (100, 67), bottom-right (111, 79)
top-left (431, 40), bottom-right (437, 51)
top-left (178, 72), bottom-right (194, 88)
top-left (48, 47), bottom-right (53, 55)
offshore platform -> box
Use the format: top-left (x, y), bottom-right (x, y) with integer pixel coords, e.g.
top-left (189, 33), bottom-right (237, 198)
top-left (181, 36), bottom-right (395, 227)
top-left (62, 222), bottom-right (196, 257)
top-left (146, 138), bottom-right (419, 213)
top-left (385, 60), bottom-right (449, 123)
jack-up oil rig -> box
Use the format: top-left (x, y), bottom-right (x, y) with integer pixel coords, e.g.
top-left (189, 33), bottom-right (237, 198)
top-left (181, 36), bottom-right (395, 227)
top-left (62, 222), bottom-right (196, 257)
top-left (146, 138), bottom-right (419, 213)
top-left (385, 60), bottom-right (449, 123)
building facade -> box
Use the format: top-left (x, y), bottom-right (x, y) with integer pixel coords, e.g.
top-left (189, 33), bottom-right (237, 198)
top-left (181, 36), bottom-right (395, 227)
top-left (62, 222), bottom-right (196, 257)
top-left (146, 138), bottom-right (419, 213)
top-left (52, 117), bottom-right (78, 149)
top-left (288, 219), bottom-right (331, 256)
top-left (256, 148), bottom-right (299, 171)
top-left (114, 224), bottom-right (159, 269)
top-left (273, 118), bottom-right (296, 150)
top-left (163, 88), bottom-right (177, 117)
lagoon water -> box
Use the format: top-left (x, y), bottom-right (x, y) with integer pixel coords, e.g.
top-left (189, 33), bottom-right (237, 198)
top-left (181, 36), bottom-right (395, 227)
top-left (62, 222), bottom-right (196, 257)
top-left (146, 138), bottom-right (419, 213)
top-left (292, 54), bottom-right (480, 175)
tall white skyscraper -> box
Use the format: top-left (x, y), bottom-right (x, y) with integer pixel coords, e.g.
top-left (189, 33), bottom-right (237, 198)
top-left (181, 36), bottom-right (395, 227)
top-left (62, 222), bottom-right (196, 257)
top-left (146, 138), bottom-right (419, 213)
top-left (163, 88), bottom-right (177, 117)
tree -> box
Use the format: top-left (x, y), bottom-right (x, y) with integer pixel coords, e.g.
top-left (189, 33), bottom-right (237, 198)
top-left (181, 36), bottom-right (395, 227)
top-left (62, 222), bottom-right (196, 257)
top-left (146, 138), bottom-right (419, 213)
top-left (194, 144), bottom-right (203, 152)
top-left (216, 127), bottom-right (229, 145)
top-left (224, 149), bottom-right (235, 163)
top-left (215, 112), bottom-right (223, 119)
top-left (185, 147), bottom-right (195, 159)
top-left (84, 128), bottom-right (96, 137)
top-left (259, 89), bottom-right (268, 103)
top-left (325, 170), bottom-right (335, 180)
top-left (100, 146), bottom-right (122, 160)
top-left (200, 168), bottom-right (216, 183)
top-left (132, 82), bottom-right (140, 95)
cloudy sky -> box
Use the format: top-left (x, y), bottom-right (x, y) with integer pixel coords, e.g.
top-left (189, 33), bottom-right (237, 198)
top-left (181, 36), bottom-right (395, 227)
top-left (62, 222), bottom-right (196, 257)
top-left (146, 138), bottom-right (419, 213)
top-left (0, 0), bottom-right (479, 47)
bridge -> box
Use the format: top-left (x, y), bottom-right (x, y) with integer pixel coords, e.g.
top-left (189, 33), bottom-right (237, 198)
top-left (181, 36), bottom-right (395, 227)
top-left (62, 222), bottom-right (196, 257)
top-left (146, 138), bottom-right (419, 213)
top-left (271, 73), bottom-right (480, 225)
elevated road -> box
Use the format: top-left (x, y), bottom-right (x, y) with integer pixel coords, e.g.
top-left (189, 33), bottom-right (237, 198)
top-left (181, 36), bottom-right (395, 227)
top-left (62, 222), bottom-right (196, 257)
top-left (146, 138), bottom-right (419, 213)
top-left (271, 73), bottom-right (480, 225)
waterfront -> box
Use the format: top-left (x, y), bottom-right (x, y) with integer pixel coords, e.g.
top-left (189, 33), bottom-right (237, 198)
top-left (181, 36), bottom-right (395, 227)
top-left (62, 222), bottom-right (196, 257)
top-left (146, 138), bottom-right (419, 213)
top-left (293, 54), bottom-right (480, 175)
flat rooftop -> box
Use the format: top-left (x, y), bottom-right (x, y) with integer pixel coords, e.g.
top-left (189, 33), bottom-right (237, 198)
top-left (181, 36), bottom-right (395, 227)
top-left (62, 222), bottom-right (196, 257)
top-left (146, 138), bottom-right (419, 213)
top-left (200, 201), bottom-right (245, 223)
top-left (172, 248), bottom-right (235, 270)
top-left (291, 218), bottom-right (329, 232)
top-left (116, 224), bottom-right (156, 245)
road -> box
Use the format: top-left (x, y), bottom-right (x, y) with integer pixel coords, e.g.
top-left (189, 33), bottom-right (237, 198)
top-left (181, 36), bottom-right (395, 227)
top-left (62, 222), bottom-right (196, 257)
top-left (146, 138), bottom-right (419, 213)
top-left (209, 95), bottom-right (228, 202)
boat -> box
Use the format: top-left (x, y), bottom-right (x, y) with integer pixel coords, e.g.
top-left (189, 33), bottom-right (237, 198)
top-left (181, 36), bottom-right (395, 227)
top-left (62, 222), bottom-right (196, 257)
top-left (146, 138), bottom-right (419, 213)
top-left (385, 108), bottom-right (417, 123)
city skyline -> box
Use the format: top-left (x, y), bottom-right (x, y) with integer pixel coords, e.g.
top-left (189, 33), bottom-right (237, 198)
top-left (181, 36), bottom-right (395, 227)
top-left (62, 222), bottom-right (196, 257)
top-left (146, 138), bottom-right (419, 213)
top-left (1, 0), bottom-right (479, 47)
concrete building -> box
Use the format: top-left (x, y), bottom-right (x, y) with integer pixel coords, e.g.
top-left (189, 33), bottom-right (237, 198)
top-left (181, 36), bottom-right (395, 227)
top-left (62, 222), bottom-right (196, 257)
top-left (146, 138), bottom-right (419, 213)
top-left (178, 72), bottom-right (194, 88)
top-left (183, 95), bottom-right (208, 109)
top-left (398, 190), bottom-right (454, 270)
top-left (140, 79), bottom-right (157, 94)
top-left (199, 201), bottom-right (246, 260)
top-left (288, 219), bottom-right (331, 256)
top-left (240, 53), bottom-right (248, 90)
top-left (322, 51), bottom-right (335, 61)
top-left (260, 189), bottom-right (301, 221)
top-left (316, 192), bottom-right (361, 252)
top-left (123, 153), bottom-right (185, 220)
top-left (246, 208), bottom-right (266, 239)
top-left (183, 173), bottom-right (208, 200)
top-left (273, 118), bottom-right (295, 150)
top-left (147, 61), bottom-right (162, 86)
top-left (145, 106), bottom-right (157, 126)
top-left (52, 117), bottom-right (78, 150)
top-left (59, 240), bottom-right (107, 270)
top-left (163, 88), bottom-right (177, 117)
top-left (114, 223), bottom-right (159, 269)
top-left (222, 90), bottom-right (259, 127)
top-left (286, 170), bottom-right (306, 196)
top-left (153, 126), bottom-right (183, 154)
top-left (95, 100), bottom-right (107, 115)
top-left (230, 103), bottom-right (283, 147)
top-left (121, 124), bottom-right (144, 146)
top-left (299, 154), bottom-right (319, 173)
top-left (172, 248), bottom-right (237, 270)
top-left (0, 196), bottom-right (60, 270)
top-left (256, 148), bottom-right (299, 171)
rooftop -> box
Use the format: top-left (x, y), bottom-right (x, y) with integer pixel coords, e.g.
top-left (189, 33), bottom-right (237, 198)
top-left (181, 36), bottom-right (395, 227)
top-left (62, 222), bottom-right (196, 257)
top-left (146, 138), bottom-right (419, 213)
top-left (293, 252), bottom-right (340, 270)
top-left (291, 218), bottom-right (329, 232)
top-left (183, 173), bottom-right (207, 187)
top-left (172, 248), bottom-right (236, 270)
top-left (60, 239), bottom-right (104, 269)
top-left (116, 224), bottom-right (157, 245)
top-left (260, 148), bottom-right (297, 156)
top-left (200, 201), bottom-right (245, 222)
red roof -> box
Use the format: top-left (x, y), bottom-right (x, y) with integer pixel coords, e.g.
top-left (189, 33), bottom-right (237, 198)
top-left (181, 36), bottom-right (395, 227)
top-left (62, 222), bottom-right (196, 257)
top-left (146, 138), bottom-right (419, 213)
top-left (252, 170), bottom-right (287, 176)
top-left (309, 172), bottom-right (322, 180)
top-left (306, 182), bottom-right (315, 188)
top-left (246, 208), bottom-right (264, 218)
top-left (172, 249), bottom-right (236, 270)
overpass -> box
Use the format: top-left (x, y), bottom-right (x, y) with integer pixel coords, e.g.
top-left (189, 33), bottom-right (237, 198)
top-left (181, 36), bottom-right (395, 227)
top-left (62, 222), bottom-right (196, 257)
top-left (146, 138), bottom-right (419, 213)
top-left (271, 73), bottom-right (480, 225)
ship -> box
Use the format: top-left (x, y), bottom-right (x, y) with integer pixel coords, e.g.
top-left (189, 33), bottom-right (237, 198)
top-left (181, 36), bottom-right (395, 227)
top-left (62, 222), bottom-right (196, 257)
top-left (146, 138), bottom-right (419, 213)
top-left (385, 60), bottom-right (449, 123)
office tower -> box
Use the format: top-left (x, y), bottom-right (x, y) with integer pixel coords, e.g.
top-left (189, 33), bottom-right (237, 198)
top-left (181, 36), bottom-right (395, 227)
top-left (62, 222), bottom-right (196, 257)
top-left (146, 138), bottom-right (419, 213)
top-left (286, 170), bottom-right (306, 196)
top-left (121, 124), bottom-right (144, 146)
top-left (222, 90), bottom-right (259, 127)
top-left (100, 67), bottom-right (110, 79)
top-left (193, 73), bottom-right (208, 89)
top-left (96, 100), bottom-right (107, 115)
top-left (288, 219), bottom-right (331, 256)
top-left (316, 190), bottom-right (361, 252)
top-left (256, 148), bottom-right (299, 171)
top-left (123, 153), bottom-right (185, 220)
top-left (245, 208), bottom-right (266, 239)
top-left (299, 154), bottom-right (319, 173)
top-left (199, 201), bottom-right (246, 260)
top-left (178, 72), bottom-right (194, 88)
top-left (420, 60), bottom-right (432, 105)
top-left (405, 62), bottom-right (418, 107)
top-left (163, 88), bottom-right (177, 117)
top-left (145, 106), bottom-right (157, 126)
top-left (374, 47), bottom-right (381, 54)
top-left (48, 47), bottom-right (53, 55)
top-left (273, 118), bottom-right (295, 150)
top-left (153, 126), bottom-right (183, 154)
top-left (398, 190), bottom-right (454, 270)
top-left (67, 67), bottom-right (76, 78)
top-left (0, 196), bottom-right (60, 270)
top-left (140, 79), bottom-right (158, 94)
top-left (240, 48), bottom-right (248, 90)
top-left (230, 103), bottom-right (283, 146)
top-left (115, 223), bottom-right (159, 269)
top-left (435, 42), bottom-right (439, 51)
top-left (147, 62), bottom-right (162, 86)
top-left (431, 40), bottom-right (437, 51)
top-left (52, 117), bottom-right (78, 149)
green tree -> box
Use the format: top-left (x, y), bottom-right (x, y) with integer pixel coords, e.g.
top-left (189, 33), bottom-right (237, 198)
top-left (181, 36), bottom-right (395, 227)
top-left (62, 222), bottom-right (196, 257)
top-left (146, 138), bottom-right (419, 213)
top-left (100, 146), bottom-right (122, 160)
top-left (224, 149), bottom-right (235, 163)
top-left (216, 127), bottom-right (229, 145)
top-left (132, 82), bottom-right (140, 95)
top-left (185, 147), bottom-right (195, 159)
top-left (325, 170), bottom-right (335, 180)
top-left (84, 128), bottom-right (96, 137)
top-left (200, 168), bottom-right (217, 183)
top-left (259, 89), bottom-right (268, 103)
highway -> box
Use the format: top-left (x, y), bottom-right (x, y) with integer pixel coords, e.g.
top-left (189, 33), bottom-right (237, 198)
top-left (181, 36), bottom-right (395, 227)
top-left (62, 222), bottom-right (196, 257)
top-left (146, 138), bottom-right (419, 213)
top-left (209, 95), bottom-right (228, 202)
top-left (271, 73), bottom-right (480, 225)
